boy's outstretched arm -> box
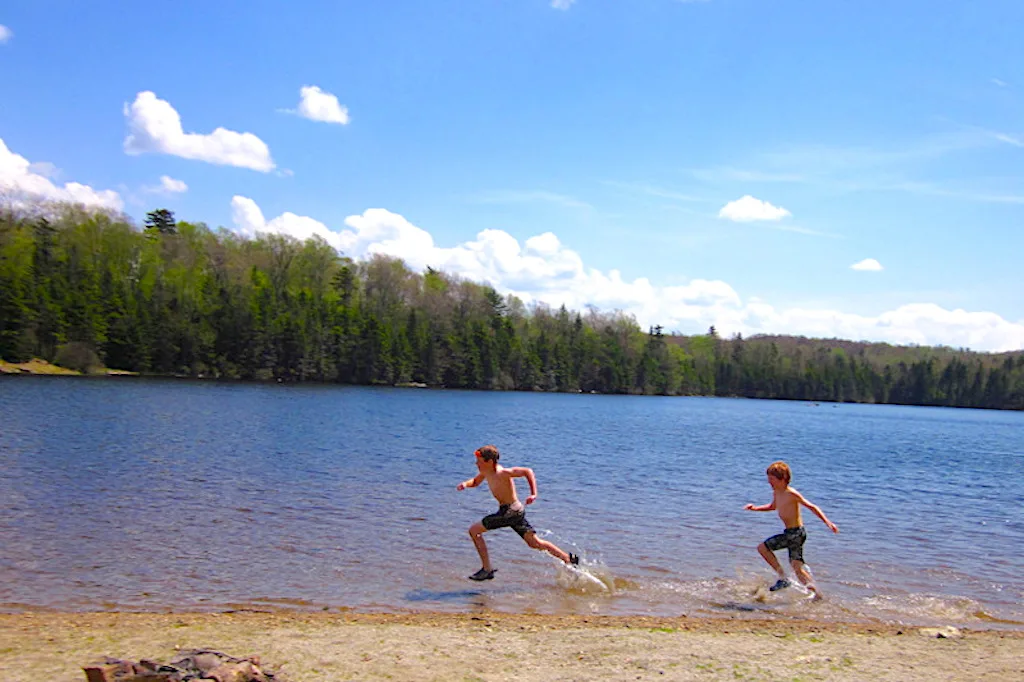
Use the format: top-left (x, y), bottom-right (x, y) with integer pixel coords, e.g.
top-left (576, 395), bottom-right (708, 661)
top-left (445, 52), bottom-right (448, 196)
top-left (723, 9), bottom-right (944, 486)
top-left (794, 490), bottom-right (839, 533)
top-left (508, 467), bottom-right (538, 504)
top-left (457, 473), bottom-right (485, 491)
top-left (744, 501), bottom-right (775, 512)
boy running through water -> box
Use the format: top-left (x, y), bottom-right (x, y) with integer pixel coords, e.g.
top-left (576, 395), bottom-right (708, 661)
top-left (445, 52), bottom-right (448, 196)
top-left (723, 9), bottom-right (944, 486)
top-left (744, 460), bottom-right (839, 600)
top-left (456, 445), bottom-right (579, 581)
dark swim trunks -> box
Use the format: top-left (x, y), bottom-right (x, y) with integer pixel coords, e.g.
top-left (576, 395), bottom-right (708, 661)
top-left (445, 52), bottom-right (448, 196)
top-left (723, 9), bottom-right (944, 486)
top-left (481, 503), bottom-right (535, 538)
top-left (764, 526), bottom-right (807, 563)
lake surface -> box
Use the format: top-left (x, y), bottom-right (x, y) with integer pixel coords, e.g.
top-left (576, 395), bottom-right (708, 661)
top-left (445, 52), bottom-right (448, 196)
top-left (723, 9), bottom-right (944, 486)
top-left (1, 377), bottom-right (1022, 628)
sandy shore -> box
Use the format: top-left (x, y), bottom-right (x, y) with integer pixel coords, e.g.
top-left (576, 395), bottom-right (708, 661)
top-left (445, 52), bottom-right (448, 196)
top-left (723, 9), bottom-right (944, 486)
top-left (1, 611), bottom-right (1020, 681)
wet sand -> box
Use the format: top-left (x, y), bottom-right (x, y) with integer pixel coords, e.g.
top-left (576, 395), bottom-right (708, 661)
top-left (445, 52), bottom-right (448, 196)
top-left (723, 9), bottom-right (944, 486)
top-left (2, 611), bottom-right (1021, 681)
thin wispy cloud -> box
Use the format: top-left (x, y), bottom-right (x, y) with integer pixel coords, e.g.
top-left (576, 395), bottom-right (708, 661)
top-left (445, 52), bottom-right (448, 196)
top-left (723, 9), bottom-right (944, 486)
top-left (765, 223), bottom-right (840, 238)
top-left (468, 190), bottom-right (593, 211)
top-left (992, 132), bottom-right (1023, 147)
top-left (691, 128), bottom-right (1024, 205)
top-left (0, 24), bottom-right (12, 44)
top-left (882, 180), bottom-right (1024, 205)
top-left (551, 0), bottom-right (576, 10)
top-left (991, 78), bottom-right (1008, 87)
top-left (688, 167), bottom-right (806, 184)
top-left (603, 181), bottom-right (706, 203)
top-left (755, 132), bottom-right (990, 175)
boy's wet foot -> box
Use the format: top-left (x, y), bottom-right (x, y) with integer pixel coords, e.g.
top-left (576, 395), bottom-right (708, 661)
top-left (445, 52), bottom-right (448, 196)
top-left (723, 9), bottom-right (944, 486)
top-left (468, 568), bottom-right (496, 581)
top-left (569, 553), bottom-right (580, 566)
top-left (769, 578), bottom-right (791, 592)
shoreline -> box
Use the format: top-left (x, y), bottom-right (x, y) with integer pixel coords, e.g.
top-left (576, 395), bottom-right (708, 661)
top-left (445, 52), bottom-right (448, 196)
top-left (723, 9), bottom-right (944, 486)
top-left (2, 611), bottom-right (1020, 681)
top-left (3, 364), bottom-right (1022, 413)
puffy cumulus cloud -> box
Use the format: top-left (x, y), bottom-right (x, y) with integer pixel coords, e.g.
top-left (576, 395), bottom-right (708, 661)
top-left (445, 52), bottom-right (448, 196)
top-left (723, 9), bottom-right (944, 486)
top-left (850, 258), bottom-right (883, 271)
top-left (730, 303), bottom-right (1024, 353)
top-left (124, 91), bottom-right (275, 172)
top-left (292, 86), bottom-right (350, 125)
top-left (0, 24), bottom-right (12, 44)
top-left (0, 137), bottom-right (123, 210)
top-left (718, 195), bottom-right (792, 222)
top-left (228, 198), bottom-right (1024, 352)
top-left (231, 196), bottom-right (344, 250)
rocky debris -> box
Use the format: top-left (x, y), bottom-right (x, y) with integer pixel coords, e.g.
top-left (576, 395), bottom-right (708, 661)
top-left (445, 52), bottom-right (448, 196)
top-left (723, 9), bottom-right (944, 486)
top-left (83, 649), bottom-right (279, 682)
top-left (918, 626), bottom-right (963, 639)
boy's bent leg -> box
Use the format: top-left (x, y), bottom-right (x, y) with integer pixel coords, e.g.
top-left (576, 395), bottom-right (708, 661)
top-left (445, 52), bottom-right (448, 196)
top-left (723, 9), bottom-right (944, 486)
top-left (468, 522), bottom-right (493, 572)
top-left (523, 531), bottom-right (576, 564)
top-left (758, 542), bottom-right (785, 579)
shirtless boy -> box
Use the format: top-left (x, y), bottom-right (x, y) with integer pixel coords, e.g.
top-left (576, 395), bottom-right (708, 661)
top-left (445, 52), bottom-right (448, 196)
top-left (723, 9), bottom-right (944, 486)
top-left (744, 460), bottom-right (839, 599)
top-left (456, 445), bottom-right (579, 581)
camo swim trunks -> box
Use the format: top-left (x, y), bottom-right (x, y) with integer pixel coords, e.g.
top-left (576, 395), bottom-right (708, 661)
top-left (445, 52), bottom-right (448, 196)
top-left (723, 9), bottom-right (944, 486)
top-left (481, 502), bottom-right (535, 538)
top-left (764, 526), bottom-right (807, 563)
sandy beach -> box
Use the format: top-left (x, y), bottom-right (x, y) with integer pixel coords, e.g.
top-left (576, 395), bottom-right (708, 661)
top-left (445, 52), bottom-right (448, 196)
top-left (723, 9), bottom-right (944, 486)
top-left (1, 611), bottom-right (1020, 682)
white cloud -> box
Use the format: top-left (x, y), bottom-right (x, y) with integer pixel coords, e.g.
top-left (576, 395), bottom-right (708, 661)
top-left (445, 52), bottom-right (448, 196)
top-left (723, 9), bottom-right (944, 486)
top-left (290, 86), bottom-right (350, 125)
top-left (143, 175), bottom-right (187, 195)
top-left (124, 91), bottom-right (275, 172)
top-left (160, 175), bottom-right (187, 193)
top-left (226, 197), bottom-right (1023, 351)
top-left (718, 195), bottom-right (792, 222)
top-left (470, 190), bottom-right (592, 210)
top-left (992, 132), bottom-right (1023, 148)
top-left (991, 78), bottom-right (1008, 87)
top-left (551, 0), bottom-right (576, 9)
top-left (850, 258), bottom-right (883, 272)
top-left (0, 25), bottom-right (12, 44)
top-left (0, 137), bottom-right (123, 211)
top-left (231, 196), bottom-right (344, 250)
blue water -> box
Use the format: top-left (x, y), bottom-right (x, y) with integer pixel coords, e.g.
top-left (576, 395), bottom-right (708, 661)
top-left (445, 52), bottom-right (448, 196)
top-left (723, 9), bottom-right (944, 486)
top-left (1, 377), bottom-right (1021, 628)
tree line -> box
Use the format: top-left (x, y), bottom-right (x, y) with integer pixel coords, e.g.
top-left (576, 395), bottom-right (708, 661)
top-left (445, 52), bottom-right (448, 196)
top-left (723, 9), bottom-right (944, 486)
top-left (1, 204), bottom-right (1022, 410)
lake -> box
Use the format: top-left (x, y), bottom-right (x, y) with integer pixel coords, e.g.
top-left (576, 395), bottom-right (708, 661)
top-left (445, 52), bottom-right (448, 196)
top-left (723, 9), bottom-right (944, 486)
top-left (1, 377), bottom-right (1021, 628)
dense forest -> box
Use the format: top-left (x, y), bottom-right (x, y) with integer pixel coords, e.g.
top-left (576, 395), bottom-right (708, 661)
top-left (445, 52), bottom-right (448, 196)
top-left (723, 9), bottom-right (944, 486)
top-left (2, 203), bottom-right (1023, 410)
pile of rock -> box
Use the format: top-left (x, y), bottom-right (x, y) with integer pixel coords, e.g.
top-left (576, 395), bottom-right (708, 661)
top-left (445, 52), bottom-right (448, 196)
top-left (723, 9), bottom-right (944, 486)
top-left (83, 649), bottom-right (280, 682)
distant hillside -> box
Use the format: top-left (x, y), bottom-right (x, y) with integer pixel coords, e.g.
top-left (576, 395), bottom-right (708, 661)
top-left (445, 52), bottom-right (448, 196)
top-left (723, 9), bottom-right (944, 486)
top-left (670, 333), bottom-right (1022, 369)
top-left (666, 330), bottom-right (1023, 410)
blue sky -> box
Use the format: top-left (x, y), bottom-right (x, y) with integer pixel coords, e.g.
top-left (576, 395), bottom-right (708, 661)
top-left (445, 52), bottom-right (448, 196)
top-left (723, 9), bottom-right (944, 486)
top-left (2, 1), bottom-right (1022, 350)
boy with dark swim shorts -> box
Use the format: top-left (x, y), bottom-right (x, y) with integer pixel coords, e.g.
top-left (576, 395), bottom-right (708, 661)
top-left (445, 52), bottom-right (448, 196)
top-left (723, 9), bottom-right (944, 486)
top-left (744, 460), bottom-right (839, 600)
top-left (456, 445), bottom-right (579, 581)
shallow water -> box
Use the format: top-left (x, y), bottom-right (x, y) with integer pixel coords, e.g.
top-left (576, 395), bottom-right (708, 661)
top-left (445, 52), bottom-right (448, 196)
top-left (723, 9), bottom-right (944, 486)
top-left (1, 377), bottom-right (1021, 628)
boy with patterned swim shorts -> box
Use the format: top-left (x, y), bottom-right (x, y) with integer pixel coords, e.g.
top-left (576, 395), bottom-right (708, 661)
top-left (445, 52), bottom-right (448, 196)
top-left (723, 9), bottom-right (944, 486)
top-left (744, 460), bottom-right (839, 600)
top-left (456, 445), bottom-right (579, 581)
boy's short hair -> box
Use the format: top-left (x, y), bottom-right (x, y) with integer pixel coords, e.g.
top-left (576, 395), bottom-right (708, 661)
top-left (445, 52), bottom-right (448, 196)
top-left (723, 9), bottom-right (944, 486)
top-left (475, 445), bottom-right (500, 463)
top-left (766, 460), bottom-right (791, 484)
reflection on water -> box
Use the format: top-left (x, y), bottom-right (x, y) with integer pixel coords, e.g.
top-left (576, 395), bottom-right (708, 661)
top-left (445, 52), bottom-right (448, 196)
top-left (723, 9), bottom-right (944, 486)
top-left (0, 377), bottom-right (1022, 629)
